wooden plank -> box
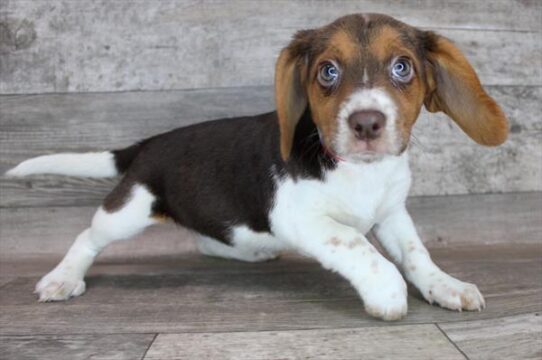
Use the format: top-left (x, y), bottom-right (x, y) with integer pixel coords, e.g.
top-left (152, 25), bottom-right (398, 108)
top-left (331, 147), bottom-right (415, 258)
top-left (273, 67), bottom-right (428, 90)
top-left (144, 325), bottom-right (463, 360)
top-left (0, 206), bottom-right (199, 261)
top-left (0, 240), bottom-right (540, 277)
top-left (0, 87), bottom-right (275, 159)
top-left (405, 192), bottom-right (542, 248)
top-left (1, 86), bottom-right (540, 207)
top-left (440, 313), bottom-right (542, 360)
top-left (1, 0), bottom-right (540, 94)
top-left (0, 333), bottom-right (156, 360)
top-left (1, 192), bottom-right (540, 262)
top-left (0, 245), bottom-right (539, 335)
top-left (2, 291), bottom-right (539, 336)
top-left (0, 277), bottom-right (15, 288)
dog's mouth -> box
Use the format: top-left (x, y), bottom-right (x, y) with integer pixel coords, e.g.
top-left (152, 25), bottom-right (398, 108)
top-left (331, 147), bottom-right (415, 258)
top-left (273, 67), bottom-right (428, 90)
top-left (344, 150), bottom-right (387, 163)
top-left (327, 137), bottom-right (393, 163)
top-left (321, 141), bottom-right (389, 164)
top-left (351, 138), bottom-right (384, 152)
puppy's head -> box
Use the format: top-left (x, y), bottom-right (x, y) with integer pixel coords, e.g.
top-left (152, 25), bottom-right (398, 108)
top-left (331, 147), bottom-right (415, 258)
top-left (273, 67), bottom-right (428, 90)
top-left (275, 14), bottom-right (508, 163)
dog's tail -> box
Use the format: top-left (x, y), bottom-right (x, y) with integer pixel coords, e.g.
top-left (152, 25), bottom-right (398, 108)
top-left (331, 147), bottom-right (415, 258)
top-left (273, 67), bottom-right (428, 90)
top-left (5, 143), bottom-right (142, 178)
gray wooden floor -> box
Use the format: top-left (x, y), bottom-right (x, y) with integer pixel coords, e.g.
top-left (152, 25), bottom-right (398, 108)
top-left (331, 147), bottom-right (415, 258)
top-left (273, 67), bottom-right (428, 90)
top-left (0, 193), bottom-right (541, 360)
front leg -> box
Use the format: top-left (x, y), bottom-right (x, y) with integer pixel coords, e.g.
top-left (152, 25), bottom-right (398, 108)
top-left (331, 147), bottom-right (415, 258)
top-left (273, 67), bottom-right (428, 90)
top-left (282, 216), bottom-right (408, 321)
top-left (374, 206), bottom-right (485, 311)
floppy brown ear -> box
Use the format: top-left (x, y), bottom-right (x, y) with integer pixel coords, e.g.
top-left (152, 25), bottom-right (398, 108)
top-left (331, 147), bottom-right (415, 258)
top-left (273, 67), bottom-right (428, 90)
top-left (424, 33), bottom-right (508, 146)
top-left (275, 32), bottom-right (312, 161)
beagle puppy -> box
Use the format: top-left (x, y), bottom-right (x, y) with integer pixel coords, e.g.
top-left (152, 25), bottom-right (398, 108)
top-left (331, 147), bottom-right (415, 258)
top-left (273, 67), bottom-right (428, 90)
top-left (7, 13), bottom-right (508, 320)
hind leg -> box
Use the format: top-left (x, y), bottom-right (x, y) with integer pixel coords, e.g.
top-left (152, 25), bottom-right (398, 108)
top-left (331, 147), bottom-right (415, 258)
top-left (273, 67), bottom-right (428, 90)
top-left (196, 236), bottom-right (280, 262)
top-left (36, 184), bottom-right (158, 301)
top-left (196, 225), bottom-right (286, 263)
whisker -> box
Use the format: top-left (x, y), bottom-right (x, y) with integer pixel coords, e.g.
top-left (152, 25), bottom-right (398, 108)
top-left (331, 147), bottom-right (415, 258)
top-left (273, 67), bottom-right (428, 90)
top-left (297, 133), bottom-right (321, 162)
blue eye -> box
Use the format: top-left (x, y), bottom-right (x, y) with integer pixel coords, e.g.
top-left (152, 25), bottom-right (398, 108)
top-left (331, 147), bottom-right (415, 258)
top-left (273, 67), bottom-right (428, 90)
top-left (391, 57), bottom-right (413, 82)
top-left (318, 61), bottom-right (340, 87)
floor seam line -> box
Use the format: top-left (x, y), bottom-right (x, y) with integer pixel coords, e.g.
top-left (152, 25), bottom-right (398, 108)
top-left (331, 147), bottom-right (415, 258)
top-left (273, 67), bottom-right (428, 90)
top-left (141, 333), bottom-right (158, 360)
top-left (0, 321), bottom-right (480, 337)
top-left (435, 323), bottom-right (470, 360)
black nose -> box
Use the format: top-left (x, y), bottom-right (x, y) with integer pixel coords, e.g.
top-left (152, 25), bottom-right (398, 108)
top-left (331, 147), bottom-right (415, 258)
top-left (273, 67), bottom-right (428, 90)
top-left (348, 110), bottom-right (386, 140)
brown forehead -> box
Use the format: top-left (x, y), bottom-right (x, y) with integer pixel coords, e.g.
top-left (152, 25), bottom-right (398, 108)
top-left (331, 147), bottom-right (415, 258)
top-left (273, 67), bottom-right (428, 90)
top-left (368, 26), bottom-right (417, 60)
top-left (312, 30), bottom-right (359, 66)
top-left (316, 15), bottom-right (422, 63)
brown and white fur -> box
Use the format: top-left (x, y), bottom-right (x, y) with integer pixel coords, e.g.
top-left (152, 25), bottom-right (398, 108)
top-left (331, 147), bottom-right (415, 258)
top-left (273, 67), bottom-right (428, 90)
top-left (7, 14), bottom-right (508, 321)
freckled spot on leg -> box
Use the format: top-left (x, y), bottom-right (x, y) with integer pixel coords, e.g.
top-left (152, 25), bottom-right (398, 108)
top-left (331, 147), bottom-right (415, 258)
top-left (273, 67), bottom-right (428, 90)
top-left (408, 245), bottom-right (416, 252)
top-left (369, 247), bottom-right (376, 254)
top-left (325, 237), bottom-right (342, 246)
top-left (347, 237), bottom-right (364, 249)
top-left (450, 290), bottom-right (458, 297)
top-left (409, 265), bottom-right (416, 272)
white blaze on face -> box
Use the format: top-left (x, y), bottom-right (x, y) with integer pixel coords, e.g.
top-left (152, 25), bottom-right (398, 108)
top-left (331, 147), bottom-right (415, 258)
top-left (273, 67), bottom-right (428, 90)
top-left (333, 88), bottom-right (399, 162)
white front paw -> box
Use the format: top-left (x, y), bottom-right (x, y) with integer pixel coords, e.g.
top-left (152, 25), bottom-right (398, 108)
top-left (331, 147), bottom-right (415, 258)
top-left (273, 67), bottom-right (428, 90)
top-left (422, 273), bottom-right (485, 311)
top-left (361, 263), bottom-right (408, 321)
top-left (35, 270), bottom-right (86, 302)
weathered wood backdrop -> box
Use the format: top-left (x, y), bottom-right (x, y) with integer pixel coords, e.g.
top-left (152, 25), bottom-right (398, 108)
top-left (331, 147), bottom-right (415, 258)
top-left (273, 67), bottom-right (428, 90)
top-left (1, 0), bottom-right (541, 206)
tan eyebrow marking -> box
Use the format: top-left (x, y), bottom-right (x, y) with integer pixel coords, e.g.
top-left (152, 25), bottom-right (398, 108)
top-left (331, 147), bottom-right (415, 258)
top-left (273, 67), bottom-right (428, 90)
top-left (369, 26), bottom-right (403, 60)
top-left (328, 30), bottom-right (358, 62)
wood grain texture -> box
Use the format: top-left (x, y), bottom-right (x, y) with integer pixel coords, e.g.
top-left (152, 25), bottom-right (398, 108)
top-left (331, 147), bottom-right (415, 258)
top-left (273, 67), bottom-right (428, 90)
top-left (0, 333), bottom-right (155, 360)
top-left (1, 86), bottom-right (540, 206)
top-left (405, 192), bottom-right (542, 248)
top-left (0, 206), bottom-right (198, 261)
top-left (144, 325), bottom-right (463, 360)
top-left (1, 0), bottom-right (541, 94)
top-left (0, 245), bottom-right (540, 335)
top-left (1, 193), bottom-right (540, 262)
top-left (0, 277), bottom-right (15, 288)
top-left (440, 313), bottom-right (542, 360)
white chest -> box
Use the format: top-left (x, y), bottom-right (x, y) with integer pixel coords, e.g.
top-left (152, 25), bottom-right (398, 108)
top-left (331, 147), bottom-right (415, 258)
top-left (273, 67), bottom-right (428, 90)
top-left (271, 153), bottom-right (412, 237)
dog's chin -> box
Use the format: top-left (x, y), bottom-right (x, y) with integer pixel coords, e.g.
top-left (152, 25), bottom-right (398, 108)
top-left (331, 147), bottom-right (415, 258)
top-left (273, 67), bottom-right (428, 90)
top-left (342, 151), bottom-right (387, 164)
